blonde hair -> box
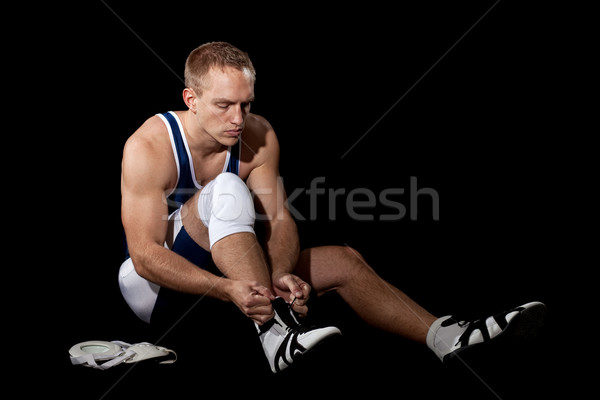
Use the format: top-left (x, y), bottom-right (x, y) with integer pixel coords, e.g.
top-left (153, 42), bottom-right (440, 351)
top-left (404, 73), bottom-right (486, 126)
top-left (184, 42), bottom-right (256, 95)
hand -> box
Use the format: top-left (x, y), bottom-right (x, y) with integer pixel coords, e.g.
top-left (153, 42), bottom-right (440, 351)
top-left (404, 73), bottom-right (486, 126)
top-left (272, 273), bottom-right (311, 317)
top-left (225, 280), bottom-right (276, 325)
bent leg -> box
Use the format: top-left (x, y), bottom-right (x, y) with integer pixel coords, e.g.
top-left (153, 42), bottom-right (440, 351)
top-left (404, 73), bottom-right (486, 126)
top-left (294, 246), bottom-right (437, 344)
top-left (181, 172), bottom-right (272, 291)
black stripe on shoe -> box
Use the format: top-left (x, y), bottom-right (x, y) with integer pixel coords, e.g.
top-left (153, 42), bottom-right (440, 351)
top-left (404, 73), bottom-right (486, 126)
top-left (444, 302), bottom-right (546, 363)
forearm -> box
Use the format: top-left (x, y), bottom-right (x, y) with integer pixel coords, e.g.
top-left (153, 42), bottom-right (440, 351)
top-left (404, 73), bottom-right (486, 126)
top-left (264, 217), bottom-right (310, 313)
top-left (264, 217), bottom-right (300, 277)
top-left (130, 243), bottom-right (231, 301)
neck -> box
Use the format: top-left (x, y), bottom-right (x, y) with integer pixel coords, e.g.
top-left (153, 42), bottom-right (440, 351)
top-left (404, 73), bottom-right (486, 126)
top-left (182, 110), bottom-right (226, 157)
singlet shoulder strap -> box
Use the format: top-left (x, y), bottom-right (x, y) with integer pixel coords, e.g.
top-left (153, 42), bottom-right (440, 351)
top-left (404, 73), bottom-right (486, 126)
top-left (226, 138), bottom-right (241, 175)
top-left (158, 111), bottom-right (240, 187)
top-left (157, 112), bottom-right (199, 206)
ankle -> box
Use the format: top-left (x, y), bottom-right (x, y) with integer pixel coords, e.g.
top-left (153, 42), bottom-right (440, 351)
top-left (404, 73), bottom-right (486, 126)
top-left (426, 315), bottom-right (454, 360)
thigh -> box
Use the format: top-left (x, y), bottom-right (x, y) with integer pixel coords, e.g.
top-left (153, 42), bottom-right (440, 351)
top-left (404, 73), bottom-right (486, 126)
top-left (119, 257), bottom-right (160, 323)
top-left (148, 207), bottom-right (221, 325)
top-left (178, 186), bottom-right (212, 252)
top-left (152, 221), bottom-right (221, 326)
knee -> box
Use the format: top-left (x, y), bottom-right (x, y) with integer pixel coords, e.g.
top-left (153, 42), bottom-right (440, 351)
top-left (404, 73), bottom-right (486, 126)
top-left (213, 172), bottom-right (249, 194)
top-left (328, 246), bottom-right (370, 281)
top-left (339, 246), bottom-right (368, 271)
top-left (210, 172), bottom-right (255, 223)
top-left (200, 172), bottom-right (256, 248)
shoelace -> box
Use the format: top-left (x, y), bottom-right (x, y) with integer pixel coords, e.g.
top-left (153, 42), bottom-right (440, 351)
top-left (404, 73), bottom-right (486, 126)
top-left (273, 298), bottom-right (314, 334)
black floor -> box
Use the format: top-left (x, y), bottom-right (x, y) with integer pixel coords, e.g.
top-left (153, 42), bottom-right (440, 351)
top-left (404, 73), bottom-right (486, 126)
top-left (54, 291), bottom-right (565, 400)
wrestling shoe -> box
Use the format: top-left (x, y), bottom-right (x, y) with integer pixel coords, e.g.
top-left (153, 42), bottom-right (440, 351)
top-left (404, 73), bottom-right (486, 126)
top-left (427, 301), bottom-right (546, 363)
top-left (257, 297), bottom-right (341, 373)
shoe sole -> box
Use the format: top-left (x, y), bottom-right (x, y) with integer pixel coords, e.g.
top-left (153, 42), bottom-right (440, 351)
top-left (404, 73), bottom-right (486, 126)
top-left (444, 301), bottom-right (547, 363)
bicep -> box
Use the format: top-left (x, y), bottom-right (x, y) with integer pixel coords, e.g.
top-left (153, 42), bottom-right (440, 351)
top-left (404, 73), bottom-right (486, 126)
top-left (121, 141), bottom-right (172, 256)
top-left (121, 184), bottom-right (169, 253)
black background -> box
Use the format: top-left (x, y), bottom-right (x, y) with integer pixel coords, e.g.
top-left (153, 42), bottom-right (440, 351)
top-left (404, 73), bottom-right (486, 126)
top-left (22, 1), bottom-right (589, 398)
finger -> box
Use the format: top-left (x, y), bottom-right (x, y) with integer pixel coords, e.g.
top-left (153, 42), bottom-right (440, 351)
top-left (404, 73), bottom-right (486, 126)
top-left (248, 304), bottom-right (274, 318)
top-left (291, 295), bottom-right (307, 307)
top-left (284, 276), bottom-right (304, 299)
top-left (248, 293), bottom-right (272, 308)
top-left (248, 304), bottom-right (275, 326)
top-left (299, 282), bottom-right (311, 298)
top-left (252, 311), bottom-right (274, 326)
top-left (291, 282), bottom-right (311, 305)
top-left (252, 285), bottom-right (275, 301)
top-left (291, 302), bottom-right (309, 318)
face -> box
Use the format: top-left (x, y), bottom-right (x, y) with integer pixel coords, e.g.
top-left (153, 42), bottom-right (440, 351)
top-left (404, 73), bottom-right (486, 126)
top-left (189, 66), bottom-right (255, 146)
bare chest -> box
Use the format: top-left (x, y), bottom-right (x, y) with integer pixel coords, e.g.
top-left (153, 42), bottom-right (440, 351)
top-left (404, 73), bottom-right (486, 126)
top-left (190, 150), bottom-right (230, 187)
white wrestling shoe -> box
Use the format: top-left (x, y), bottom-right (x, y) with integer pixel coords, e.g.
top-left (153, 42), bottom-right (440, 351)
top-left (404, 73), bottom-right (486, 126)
top-left (427, 301), bottom-right (547, 362)
top-left (257, 297), bottom-right (341, 373)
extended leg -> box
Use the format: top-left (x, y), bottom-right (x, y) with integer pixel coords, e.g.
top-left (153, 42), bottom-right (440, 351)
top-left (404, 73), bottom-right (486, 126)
top-left (294, 246), bottom-right (547, 362)
top-left (294, 246), bottom-right (437, 344)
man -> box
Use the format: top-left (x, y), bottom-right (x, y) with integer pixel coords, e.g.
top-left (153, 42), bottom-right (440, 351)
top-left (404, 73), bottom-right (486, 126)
top-left (119, 41), bottom-right (545, 373)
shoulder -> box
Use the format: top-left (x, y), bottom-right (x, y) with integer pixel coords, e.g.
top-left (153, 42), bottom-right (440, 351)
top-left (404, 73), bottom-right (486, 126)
top-left (123, 115), bottom-right (170, 156)
top-left (246, 113), bottom-right (273, 132)
top-left (122, 114), bottom-right (177, 191)
top-left (242, 113), bottom-right (280, 167)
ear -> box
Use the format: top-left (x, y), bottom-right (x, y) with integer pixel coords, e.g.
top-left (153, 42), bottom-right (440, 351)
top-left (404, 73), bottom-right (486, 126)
top-left (182, 88), bottom-right (198, 112)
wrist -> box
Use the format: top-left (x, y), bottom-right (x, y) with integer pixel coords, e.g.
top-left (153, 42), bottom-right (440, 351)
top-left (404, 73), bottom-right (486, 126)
top-left (270, 271), bottom-right (287, 287)
top-left (213, 277), bottom-right (233, 302)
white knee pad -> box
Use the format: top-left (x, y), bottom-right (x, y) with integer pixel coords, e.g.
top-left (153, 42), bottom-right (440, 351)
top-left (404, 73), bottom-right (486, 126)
top-left (198, 172), bottom-right (255, 249)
